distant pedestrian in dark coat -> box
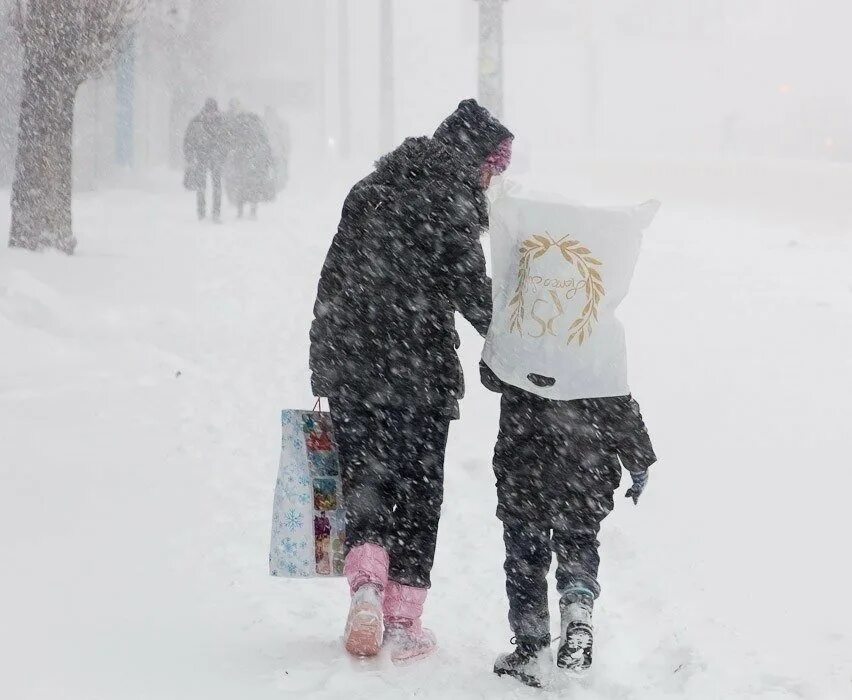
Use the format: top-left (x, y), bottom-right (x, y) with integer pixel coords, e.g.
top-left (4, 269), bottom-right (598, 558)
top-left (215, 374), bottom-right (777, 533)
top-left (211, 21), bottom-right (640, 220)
top-left (309, 99), bottom-right (513, 664)
top-left (183, 98), bottom-right (227, 222)
top-left (224, 109), bottom-right (276, 219)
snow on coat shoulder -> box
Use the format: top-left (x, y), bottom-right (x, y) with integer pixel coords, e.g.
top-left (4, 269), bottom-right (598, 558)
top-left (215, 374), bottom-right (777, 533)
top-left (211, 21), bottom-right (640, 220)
top-left (483, 189), bottom-right (660, 401)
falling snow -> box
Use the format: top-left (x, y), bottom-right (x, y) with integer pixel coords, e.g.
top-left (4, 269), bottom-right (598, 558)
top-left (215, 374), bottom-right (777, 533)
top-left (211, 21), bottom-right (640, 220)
top-left (1, 1), bottom-right (851, 699)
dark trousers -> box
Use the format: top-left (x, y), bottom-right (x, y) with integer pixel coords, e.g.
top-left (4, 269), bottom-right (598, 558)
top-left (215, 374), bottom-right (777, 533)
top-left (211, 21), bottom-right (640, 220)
top-left (196, 166), bottom-right (222, 220)
top-left (503, 519), bottom-right (607, 643)
top-left (329, 399), bottom-right (450, 589)
top-left (494, 388), bottom-right (620, 643)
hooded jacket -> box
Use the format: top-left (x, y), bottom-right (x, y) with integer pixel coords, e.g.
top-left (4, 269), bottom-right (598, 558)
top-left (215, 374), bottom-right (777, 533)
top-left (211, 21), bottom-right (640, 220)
top-left (225, 111), bottom-right (276, 204)
top-left (183, 107), bottom-right (228, 170)
top-left (309, 100), bottom-right (513, 414)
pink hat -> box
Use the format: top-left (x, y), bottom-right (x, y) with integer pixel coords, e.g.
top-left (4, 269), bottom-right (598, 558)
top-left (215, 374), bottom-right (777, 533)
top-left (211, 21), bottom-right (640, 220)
top-left (482, 137), bottom-right (514, 176)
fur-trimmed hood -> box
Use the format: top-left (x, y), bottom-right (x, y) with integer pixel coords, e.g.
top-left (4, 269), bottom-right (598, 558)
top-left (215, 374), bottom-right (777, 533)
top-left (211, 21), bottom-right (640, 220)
top-left (433, 98), bottom-right (513, 166)
top-left (372, 99), bottom-right (512, 190)
top-left (373, 136), bottom-right (479, 188)
top-left (368, 136), bottom-right (489, 235)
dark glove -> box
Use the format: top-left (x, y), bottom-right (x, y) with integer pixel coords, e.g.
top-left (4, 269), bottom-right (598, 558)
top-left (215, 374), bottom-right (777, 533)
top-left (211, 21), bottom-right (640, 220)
top-left (625, 470), bottom-right (649, 505)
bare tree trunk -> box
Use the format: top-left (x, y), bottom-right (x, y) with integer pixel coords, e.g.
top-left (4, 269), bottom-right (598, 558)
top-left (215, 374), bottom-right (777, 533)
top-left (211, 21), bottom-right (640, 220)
top-left (9, 57), bottom-right (78, 254)
top-left (8, 0), bottom-right (142, 255)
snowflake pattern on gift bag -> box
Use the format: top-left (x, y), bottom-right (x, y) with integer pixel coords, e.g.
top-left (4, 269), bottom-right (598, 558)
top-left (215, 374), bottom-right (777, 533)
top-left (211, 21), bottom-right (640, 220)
top-left (283, 509), bottom-right (303, 532)
top-left (270, 409), bottom-right (345, 578)
top-left (269, 410), bottom-right (315, 577)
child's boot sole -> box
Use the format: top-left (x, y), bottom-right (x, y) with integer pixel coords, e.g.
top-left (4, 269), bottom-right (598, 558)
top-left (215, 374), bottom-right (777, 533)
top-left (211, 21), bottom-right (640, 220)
top-left (344, 609), bottom-right (382, 657)
top-left (493, 666), bottom-right (544, 689)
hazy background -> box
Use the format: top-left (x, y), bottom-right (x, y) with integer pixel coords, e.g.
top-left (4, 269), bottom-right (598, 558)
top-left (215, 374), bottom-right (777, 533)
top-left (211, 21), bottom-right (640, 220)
top-left (2, 0), bottom-right (852, 190)
top-left (2, 3), bottom-right (851, 698)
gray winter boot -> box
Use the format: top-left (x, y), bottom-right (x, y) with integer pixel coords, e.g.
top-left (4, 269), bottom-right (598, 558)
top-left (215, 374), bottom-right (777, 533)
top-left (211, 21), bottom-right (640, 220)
top-left (494, 636), bottom-right (554, 689)
top-left (557, 599), bottom-right (594, 675)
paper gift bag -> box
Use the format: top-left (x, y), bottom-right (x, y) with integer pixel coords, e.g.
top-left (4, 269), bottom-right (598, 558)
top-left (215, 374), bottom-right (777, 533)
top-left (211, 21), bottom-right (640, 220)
top-left (269, 409), bottom-right (346, 578)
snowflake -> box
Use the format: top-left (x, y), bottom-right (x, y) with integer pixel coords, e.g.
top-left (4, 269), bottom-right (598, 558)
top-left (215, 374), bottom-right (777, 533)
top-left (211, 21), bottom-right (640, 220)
top-left (298, 473), bottom-right (311, 487)
top-left (298, 492), bottom-right (311, 505)
top-left (280, 538), bottom-right (306, 556)
top-left (283, 509), bottom-right (304, 532)
top-left (286, 562), bottom-right (299, 575)
top-left (280, 483), bottom-right (300, 502)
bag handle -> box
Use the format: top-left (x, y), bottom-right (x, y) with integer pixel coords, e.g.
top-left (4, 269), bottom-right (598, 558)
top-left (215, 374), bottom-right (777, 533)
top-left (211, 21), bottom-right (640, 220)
top-left (313, 397), bottom-right (323, 413)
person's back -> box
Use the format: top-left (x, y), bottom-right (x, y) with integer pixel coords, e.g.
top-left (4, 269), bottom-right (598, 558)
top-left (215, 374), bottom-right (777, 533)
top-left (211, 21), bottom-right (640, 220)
top-left (184, 102), bottom-right (226, 169)
top-left (225, 111), bottom-right (275, 216)
top-left (184, 98), bottom-right (227, 221)
top-left (230, 113), bottom-right (271, 166)
top-left (310, 128), bottom-right (496, 413)
top-left (308, 98), bottom-right (513, 666)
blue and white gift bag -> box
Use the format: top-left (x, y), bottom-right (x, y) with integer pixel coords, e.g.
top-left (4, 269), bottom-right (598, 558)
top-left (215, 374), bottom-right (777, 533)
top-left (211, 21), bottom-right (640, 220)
top-left (269, 409), bottom-right (346, 578)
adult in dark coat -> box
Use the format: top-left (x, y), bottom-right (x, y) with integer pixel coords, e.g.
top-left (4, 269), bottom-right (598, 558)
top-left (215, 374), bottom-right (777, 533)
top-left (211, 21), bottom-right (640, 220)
top-left (183, 98), bottom-right (228, 222)
top-left (309, 99), bottom-right (513, 662)
top-left (224, 110), bottom-right (275, 219)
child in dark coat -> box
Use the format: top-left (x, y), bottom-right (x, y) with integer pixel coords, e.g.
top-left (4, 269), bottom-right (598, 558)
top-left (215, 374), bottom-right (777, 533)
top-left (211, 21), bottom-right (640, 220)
top-left (483, 365), bottom-right (656, 687)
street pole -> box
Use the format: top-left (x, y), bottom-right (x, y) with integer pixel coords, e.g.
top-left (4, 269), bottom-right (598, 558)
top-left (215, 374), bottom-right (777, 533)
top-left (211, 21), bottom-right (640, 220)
top-left (476, 0), bottom-right (506, 118)
top-left (379, 0), bottom-right (395, 153)
top-left (317, 0), bottom-right (328, 155)
top-left (338, 0), bottom-right (351, 158)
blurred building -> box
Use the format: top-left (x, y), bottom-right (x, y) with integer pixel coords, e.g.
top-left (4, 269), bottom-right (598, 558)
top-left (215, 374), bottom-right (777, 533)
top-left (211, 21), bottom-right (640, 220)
top-left (504, 0), bottom-right (852, 161)
top-left (216, 0), bottom-right (327, 160)
top-left (73, 4), bottom-right (184, 189)
top-left (3, 0), bottom-right (850, 190)
top-left (0, 1), bottom-right (194, 190)
top-left (0, 0), bottom-right (330, 190)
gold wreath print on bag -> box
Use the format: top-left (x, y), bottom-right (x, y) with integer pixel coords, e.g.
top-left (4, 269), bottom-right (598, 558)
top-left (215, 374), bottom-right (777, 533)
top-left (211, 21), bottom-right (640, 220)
top-left (508, 233), bottom-right (605, 346)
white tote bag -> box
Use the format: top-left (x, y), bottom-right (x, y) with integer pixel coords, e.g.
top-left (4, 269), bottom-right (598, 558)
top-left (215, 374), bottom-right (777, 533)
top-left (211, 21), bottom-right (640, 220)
top-left (269, 408), bottom-right (346, 578)
top-left (483, 192), bottom-right (659, 401)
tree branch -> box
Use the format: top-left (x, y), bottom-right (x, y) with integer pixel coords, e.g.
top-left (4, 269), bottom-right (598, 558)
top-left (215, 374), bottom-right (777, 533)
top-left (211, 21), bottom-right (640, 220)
top-left (14, 0), bottom-right (147, 86)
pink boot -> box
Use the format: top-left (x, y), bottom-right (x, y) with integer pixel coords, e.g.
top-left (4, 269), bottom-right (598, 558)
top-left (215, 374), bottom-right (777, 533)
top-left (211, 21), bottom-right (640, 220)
top-left (383, 581), bottom-right (437, 665)
top-left (343, 543), bottom-right (389, 657)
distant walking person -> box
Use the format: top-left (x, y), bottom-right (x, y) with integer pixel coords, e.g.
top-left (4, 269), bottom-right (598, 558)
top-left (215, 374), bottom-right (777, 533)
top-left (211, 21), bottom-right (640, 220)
top-left (183, 98), bottom-right (228, 222)
top-left (225, 105), bottom-right (276, 219)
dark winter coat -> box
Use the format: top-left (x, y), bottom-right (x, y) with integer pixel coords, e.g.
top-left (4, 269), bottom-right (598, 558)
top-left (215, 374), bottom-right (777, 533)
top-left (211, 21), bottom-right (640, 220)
top-left (309, 100), bottom-right (513, 415)
top-left (183, 110), bottom-right (227, 189)
top-left (225, 112), bottom-right (275, 204)
top-left (491, 381), bottom-right (657, 528)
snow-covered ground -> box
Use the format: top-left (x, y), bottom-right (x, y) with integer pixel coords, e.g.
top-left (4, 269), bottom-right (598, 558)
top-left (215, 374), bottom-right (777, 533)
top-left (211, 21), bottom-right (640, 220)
top-left (1, 160), bottom-right (850, 699)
